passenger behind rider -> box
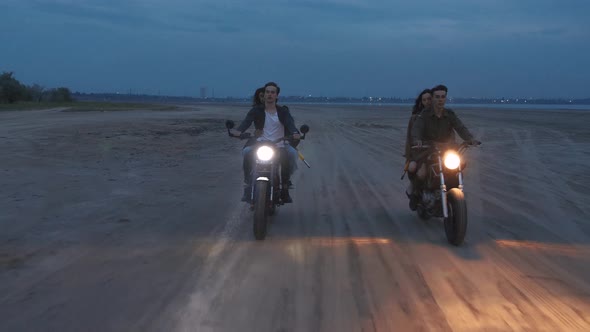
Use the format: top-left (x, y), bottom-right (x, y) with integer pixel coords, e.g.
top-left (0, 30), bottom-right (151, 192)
top-left (404, 88), bottom-right (432, 198)
top-left (230, 82), bottom-right (301, 203)
top-left (252, 87), bottom-right (265, 106)
top-left (408, 84), bottom-right (481, 210)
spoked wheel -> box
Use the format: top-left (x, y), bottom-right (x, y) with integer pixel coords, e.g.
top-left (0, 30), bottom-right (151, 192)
top-left (444, 188), bottom-right (468, 246)
top-left (253, 181), bottom-right (269, 240)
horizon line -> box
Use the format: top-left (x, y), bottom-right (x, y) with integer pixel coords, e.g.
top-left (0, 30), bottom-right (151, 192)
top-left (71, 92), bottom-right (590, 102)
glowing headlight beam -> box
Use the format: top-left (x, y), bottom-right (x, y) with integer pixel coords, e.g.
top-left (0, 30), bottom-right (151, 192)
top-left (256, 146), bottom-right (274, 161)
top-left (444, 151), bottom-right (461, 169)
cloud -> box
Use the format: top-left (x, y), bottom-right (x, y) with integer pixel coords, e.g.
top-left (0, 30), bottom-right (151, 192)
top-left (2, 0), bottom-right (589, 97)
top-left (9, 0), bottom-right (587, 44)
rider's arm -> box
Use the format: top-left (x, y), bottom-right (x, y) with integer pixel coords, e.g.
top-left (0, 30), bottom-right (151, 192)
top-left (410, 114), bottom-right (425, 145)
top-left (236, 107), bottom-right (257, 133)
top-left (404, 114), bottom-right (417, 156)
top-left (282, 107), bottom-right (300, 135)
top-left (448, 111), bottom-right (475, 142)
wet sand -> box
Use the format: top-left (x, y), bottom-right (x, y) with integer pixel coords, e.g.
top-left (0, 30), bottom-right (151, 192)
top-left (1, 104), bottom-right (589, 331)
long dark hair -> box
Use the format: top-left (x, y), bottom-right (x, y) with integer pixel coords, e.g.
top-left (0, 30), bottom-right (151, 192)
top-left (252, 87), bottom-right (264, 106)
top-left (412, 89), bottom-right (432, 114)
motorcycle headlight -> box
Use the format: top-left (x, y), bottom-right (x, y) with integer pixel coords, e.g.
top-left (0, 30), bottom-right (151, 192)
top-left (443, 151), bottom-right (461, 170)
top-left (256, 146), bottom-right (274, 161)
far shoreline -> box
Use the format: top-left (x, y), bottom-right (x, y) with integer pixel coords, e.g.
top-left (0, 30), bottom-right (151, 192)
top-left (1, 100), bottom-right (588, 113)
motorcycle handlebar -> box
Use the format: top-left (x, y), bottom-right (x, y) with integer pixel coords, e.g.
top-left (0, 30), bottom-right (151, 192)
top-left (229, 132), bottom-right (302, 143)
top-left (411, 140), bottom-right (481, 150)
top-left (228, 131), bottom-right (252, 140)
top-left (260, 135), bottom-right (301, 144)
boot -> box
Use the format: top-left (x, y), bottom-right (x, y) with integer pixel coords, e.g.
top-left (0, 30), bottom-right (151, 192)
top-left (408, 193), bottom-right (418, 211)
top-left (281, 187), bottom-right (293, 203)
top-left (409, 179), bottom-right (424, 211)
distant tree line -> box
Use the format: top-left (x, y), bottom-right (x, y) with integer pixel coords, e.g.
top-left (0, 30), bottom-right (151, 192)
top-left (0, 72), bottom-right (72, 103)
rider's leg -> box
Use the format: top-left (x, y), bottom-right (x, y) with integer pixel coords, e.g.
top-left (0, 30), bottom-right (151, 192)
top-left (285, 145), bottom-right (298, 177)
top-left (416, 163), bottom-right (427, 180)
top-left (408, 162), bottom-right (427, 211)
top-left (242, 146), bottom-right (255, 184)
top-left (406, 172), bottom-right (415, 197)
top-left (241, 146), bottom-right (255, 202)
top-left (408, 161), bottom-right (417, 173)
top-left (279, 147), bottom-right (296, 203)
top-left (406, 160), bottom-right (417, 196)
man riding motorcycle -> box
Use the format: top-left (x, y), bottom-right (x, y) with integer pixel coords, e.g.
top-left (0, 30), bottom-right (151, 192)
top-left (230, 82), bottom-right (301, 203)
top-left (408, 84), bottom-right (481, 210)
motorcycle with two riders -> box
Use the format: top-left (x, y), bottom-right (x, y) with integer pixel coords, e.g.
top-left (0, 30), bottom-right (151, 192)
top-left (226, 120), bottom-right (310, 240)
top-left (406, 140), bottom-right (481, 246)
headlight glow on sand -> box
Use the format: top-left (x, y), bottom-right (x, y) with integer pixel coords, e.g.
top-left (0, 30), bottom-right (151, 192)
top-left (444, 151), bottom-right (461, 169)
top-left (256, 146), bottom-right (274, 161)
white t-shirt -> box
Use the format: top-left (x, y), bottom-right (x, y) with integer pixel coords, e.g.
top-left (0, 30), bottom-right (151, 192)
top-left (258, 110), bottom-right (285, 146)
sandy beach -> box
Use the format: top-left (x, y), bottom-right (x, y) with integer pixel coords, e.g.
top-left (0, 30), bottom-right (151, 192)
top-left (1, 103), bottom-right (589, 331)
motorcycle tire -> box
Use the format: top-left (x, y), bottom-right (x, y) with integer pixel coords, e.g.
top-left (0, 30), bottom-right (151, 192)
top-left (253, 181), bottom-right (269, 240)
top-left (444, 188), bottom-right (467, 246)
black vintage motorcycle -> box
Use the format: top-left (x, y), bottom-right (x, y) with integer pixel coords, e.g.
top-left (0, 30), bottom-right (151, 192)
top-left (411, 141), bottom-right (480, 246)
top-left (225, 120), bottom-right (310, 240)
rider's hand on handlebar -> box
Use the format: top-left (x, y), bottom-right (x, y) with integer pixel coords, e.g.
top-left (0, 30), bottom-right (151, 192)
top-left (292, 133), bottom-right (301, 140)
top-left (229, 129), bottom-right (241, 137)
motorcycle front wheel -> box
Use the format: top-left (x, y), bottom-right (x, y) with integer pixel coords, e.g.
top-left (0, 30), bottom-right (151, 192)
top-left (253, 180), bottom-right (269, 240)
top-left (444, 188), bottom-right (467, 246)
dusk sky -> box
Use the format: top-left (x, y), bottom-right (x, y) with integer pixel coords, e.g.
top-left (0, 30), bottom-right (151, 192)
top-left (1, 0), bottom-right (589, 98)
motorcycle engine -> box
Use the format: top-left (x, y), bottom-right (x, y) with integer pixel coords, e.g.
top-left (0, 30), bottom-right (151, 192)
top-left (421, 191), bottom-right (439, 209)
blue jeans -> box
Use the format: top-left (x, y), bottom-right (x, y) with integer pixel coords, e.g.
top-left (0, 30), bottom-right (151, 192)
top-left (242, 145), bottom-right (298, 185)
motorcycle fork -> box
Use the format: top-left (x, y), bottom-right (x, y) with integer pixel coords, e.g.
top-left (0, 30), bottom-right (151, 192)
top-left (457, 164), bottom-right (464, 191)
top-left (269, 163), bottom-right (276, 203)
top-left (437, 155), bottom-right (449, 218)
top-left (251, 163), bottom-right (272, 205)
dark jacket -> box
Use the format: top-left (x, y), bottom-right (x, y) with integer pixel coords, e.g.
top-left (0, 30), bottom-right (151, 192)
top-left (236, 104), bottom-right (299, 136)
top-left (404, 109), bottom-right (423, 160)
top-left (410, 107), bottom-right (474, 146)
